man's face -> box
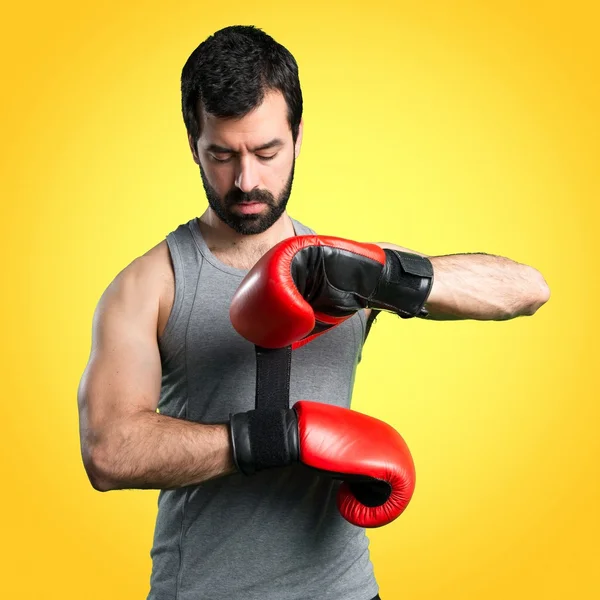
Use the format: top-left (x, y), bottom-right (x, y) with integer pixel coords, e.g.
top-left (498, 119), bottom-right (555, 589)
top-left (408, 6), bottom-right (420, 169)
top-left (190, 90), bottom-right (303, 235)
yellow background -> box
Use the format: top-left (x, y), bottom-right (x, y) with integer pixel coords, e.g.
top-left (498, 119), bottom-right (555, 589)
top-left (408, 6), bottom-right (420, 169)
top-left (1, 0), bottom-right (598, 598)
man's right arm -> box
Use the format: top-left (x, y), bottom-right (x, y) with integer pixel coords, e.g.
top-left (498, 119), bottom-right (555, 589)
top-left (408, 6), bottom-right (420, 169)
top-left (77, 251), bottom-right (236, 492)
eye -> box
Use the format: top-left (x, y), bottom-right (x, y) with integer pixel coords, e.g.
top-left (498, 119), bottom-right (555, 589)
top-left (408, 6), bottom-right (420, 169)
top-left (210, 154), bottom-right (232, 163)
top-left (257, 154), bottom-right (277, 161)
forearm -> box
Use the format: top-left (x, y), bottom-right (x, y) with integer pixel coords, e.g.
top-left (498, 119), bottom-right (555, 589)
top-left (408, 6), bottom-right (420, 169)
top-left (84, 411), bottom-right (236, 491)
top-left (425, 253), bottom-right (551, 320)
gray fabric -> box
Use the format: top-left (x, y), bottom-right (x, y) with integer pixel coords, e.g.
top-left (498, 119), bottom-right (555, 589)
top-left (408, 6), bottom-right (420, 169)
top-left (148, 217), bottom-right (379, 600)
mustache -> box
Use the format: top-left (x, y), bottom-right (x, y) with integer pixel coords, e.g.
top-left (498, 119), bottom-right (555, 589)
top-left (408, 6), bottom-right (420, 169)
top-left (224, 188), bottom-right (276, 207)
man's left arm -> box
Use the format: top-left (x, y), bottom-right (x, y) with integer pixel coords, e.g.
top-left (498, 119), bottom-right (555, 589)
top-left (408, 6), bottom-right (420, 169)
top-left (376, 242), bottom-right (551, 321)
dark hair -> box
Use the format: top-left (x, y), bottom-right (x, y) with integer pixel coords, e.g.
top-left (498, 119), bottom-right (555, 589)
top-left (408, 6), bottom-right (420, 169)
top-left (181, 25), bottom-right (303, 145)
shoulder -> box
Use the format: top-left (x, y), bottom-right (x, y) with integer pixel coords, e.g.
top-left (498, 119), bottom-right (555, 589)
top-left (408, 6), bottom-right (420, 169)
top-left (112, 240), bottom-right (173, 294)
top-left (144, 241), bottom-right (175, 339)
top-left (99, 240), bottom-right (174, 339)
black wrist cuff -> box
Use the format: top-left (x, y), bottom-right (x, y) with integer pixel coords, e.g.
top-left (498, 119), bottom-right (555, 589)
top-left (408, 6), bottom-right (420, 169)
top-left (373, 250), bottom-right (434, 318)
top-left (229, 409), bottom-right (299, 476)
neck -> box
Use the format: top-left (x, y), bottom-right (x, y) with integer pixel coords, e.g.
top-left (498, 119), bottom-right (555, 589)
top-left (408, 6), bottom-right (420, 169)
top-left (197, 208), bottom-right (296, 254)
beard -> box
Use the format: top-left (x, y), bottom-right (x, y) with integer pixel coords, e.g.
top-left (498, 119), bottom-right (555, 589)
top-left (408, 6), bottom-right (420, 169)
top-left (199, 159), bottom-right (295, 235)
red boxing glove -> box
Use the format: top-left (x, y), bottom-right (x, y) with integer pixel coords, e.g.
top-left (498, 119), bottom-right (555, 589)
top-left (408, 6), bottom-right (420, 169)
top-left (230, 235), bottom-right (434, 349)
top-left (229, 400), bottom-right (416, 528)
top-left (228, 234), bottom-right (419, 527)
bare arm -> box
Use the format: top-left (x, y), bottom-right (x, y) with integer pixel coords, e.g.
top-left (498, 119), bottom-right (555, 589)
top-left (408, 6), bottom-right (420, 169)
top-left (78, 251), bottom-right (236, 492)
top-left (375, 242), bottom-right (550, 321)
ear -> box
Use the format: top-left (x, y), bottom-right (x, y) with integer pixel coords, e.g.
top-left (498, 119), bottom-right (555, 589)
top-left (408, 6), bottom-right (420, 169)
top-left (188, 133), bottom-right (200, 165)
top-left (294, 119), bottom-right (304, 159)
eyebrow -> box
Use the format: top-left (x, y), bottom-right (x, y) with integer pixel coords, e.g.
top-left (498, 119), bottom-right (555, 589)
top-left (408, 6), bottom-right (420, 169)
top-left (206, 138), bottom-right (285, 154)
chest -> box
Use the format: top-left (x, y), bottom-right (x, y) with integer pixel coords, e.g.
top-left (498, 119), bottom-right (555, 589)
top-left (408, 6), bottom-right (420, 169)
top-left (158, 262), bottom-right (367, 420)
top-left (208, 246), bottom-right (270, 271)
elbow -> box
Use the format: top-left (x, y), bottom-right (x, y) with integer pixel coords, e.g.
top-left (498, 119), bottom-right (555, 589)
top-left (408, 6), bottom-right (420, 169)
top-left (88, 475), bottom-right (113, 493)
top-left (81, 442), bottom-right (120, 492)
top-left (523, 269), bottom-right (551, 316)
top-left (88, 473), bottom-right (116, 493)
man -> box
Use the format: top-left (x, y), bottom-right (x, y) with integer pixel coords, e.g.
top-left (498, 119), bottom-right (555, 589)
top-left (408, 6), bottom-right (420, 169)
top-left (77, 25), bottom-right (550, 600)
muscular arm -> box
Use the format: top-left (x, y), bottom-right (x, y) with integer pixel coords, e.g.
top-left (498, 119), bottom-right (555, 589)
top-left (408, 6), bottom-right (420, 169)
top-left (375, 242), bottom-right (550, 321)
top-left (77, 250), bottom-right (236, 492)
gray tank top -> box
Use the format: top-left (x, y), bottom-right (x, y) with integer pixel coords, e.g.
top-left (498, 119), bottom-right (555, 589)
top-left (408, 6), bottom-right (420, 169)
top-left (148, 216), bottom-right (379, 600)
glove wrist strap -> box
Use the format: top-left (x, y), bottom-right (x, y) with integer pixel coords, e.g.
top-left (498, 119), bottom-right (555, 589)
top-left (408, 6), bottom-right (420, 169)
top-left (371, 250), bottom-right (434, 318)
top-left (230, 409), bottom-right (299, 475)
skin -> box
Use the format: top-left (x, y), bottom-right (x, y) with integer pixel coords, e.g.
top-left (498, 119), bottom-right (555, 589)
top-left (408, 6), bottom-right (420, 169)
top-left (77, 91), bottom-right (307, 492)
top-left (78, 88), bottom-right (550, 492)
top-left (189, 90), bottom-right (304, 268)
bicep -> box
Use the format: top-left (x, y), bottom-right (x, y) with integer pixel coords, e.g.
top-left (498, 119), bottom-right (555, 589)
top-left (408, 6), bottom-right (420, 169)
top-left (78, 260), bottom-right (163, 443)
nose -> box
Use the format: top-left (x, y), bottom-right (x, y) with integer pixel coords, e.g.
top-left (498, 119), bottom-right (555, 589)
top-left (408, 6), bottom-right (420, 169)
top-left (234, 155), bottom-right (260, 193)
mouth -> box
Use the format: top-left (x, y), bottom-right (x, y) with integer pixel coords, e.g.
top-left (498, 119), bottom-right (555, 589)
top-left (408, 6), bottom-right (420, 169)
top-left (234, 202), bottom-right (267, 215)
